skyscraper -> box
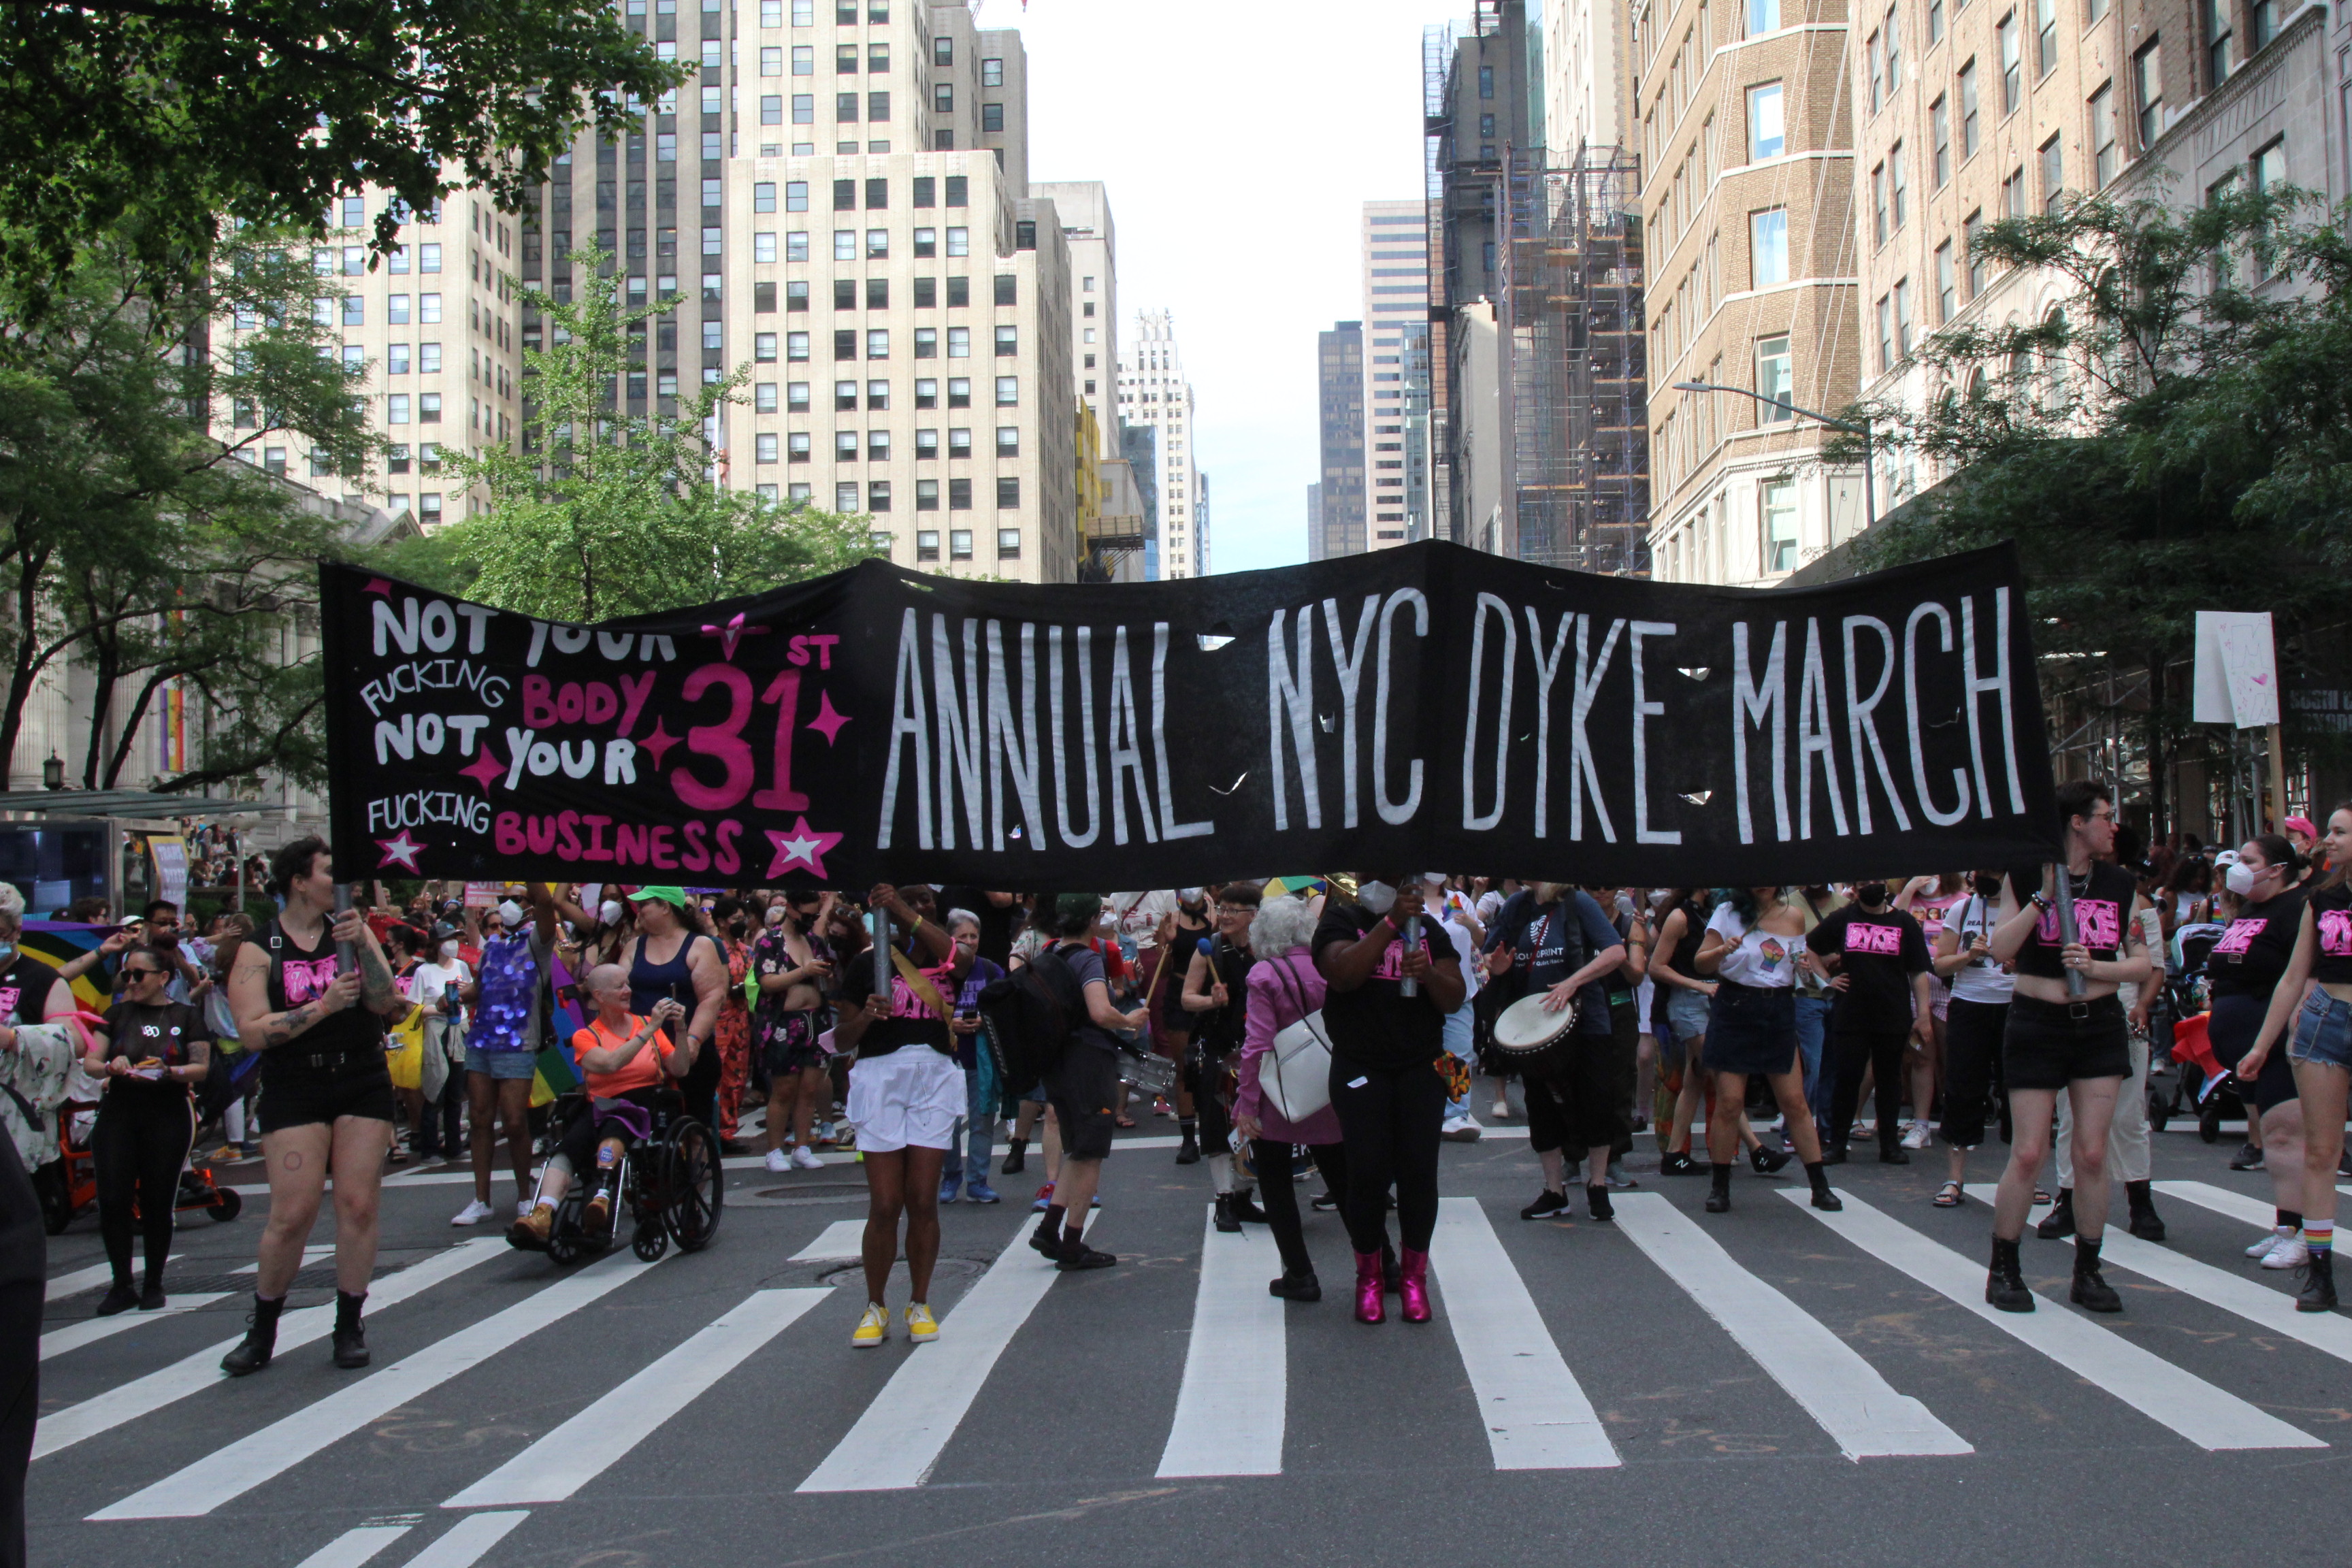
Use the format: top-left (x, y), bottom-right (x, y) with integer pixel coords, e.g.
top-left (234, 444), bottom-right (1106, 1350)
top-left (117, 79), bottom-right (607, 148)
top-left (1314, 320), bottom-right (1367, 559)
top-left (1115, 308), bottom-right (1203, 576)
top-left (1361, 200), bottom-right (1433, 548)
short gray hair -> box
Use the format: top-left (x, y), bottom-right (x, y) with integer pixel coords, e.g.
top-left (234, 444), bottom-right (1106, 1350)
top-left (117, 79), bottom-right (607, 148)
top-left (0, 883), bottom-right (22, 923)
top-left (1250, 895), bottom-right (1317, 957)
top-left (945, 907), bottom-right (981, 932)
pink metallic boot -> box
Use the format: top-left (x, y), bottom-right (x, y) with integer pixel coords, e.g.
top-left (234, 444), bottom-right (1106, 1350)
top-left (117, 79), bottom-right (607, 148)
top-left (1353, 1250), bottom-right (1386, 1324)
top-left (1399, 1247), bottom-right (1433, 1323)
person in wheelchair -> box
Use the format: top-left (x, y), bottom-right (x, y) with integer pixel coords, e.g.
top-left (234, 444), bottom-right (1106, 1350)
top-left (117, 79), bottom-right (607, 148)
top-left (510, 966), bottom-right (688, 1249)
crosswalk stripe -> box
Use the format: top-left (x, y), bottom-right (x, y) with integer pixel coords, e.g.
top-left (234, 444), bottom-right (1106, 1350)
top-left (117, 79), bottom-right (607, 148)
top-left (788, 1220), bottom-right (868, 1262)
top-left (233, 1245), bottom-right (338, 1274)
top-left (1782, 1188), bottom-right (2323, 1451)
top-left (400, 1511), bottom-right (529, 1567)
top-left (45, 1256), bottom-right (178, 1303)
top-left (443, 1289), bottom-right (828, 1507)
top-left (1615, 1194), bottom-right (1972, 1459)
top-left (1156, 1207), bottom-right (1286, 1478)
top-left (89, 1250), bottom-right (663, 1520)
top-left (292, 1524), bottom-right (412, 1568)
top-left (797, 1213), bottom-right (1087, 1492)
top-left (1427, 1196), bottom-right (1619, 1470)
top-left (41, 1294), bottom-right (230, 1361)
top-left (34, 1238), bottom-right (508, 1463)
top-left (2154, 1180), bottom-right (2276, 1230)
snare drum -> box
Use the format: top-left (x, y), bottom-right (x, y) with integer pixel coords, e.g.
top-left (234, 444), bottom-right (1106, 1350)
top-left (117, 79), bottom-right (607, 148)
top-left (1117, 1049), bottom-right (1178, 1099)
top-left (1490, 992), bottom-right (1582, 1079)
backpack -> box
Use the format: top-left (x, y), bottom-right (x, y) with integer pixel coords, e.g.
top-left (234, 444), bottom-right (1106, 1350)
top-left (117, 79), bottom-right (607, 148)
top-left (977, 945), bottom-right (1081, 1092)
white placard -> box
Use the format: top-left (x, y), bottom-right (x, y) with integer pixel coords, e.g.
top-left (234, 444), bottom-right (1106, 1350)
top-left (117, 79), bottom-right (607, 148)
top-left (2193, 610), bottom-right (2280, 729)
top-left (148, 835), bottom-right (189, 909)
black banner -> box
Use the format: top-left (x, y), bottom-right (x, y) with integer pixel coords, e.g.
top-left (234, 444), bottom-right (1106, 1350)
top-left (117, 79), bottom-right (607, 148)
top-left (321, 541), bottom-right (2058, 890)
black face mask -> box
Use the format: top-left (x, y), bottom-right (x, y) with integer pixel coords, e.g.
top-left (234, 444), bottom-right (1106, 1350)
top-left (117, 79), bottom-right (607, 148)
top-left (1972, 872), bottom-right (2004, 897)
top-left (1855, 882), bottom-right (1889, 907)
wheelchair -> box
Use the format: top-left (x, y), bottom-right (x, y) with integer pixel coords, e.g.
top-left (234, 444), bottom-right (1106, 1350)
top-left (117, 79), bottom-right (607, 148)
top-left (515, 1087), bottom-right (724, 1264)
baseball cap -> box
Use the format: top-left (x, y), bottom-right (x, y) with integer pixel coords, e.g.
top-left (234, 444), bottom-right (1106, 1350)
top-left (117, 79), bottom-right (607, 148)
top-left (2285, 815), bottom-right (2318, 838)
top-left (627, 885), bottom-right (690, 909)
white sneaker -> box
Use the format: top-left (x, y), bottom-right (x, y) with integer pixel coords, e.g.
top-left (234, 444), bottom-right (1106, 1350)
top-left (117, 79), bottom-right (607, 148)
top-left (1441, 1115), bottom-right (1484, 1143)
top-left (451, 1198), bottom-right (493, 1226)
top-left (1900, 1120), bottom-right (1932, 1150)
top-left (791, 1145), bottom-right (825, 1171)
top-left (1490, 1098), bottom-right (1511, 1120)
top-left (517, 1199), bottom-right (534, 1219)
top-left (2264, 1235), bottom-right (2310, 1270)
top-left (764, 1148), bottom-right (790, 1173)
top-left (2249, 1228), bottom-right (2293, 1258)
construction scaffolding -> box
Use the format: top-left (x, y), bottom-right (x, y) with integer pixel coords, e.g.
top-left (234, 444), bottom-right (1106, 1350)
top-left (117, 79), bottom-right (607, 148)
top-left (1501, 144), bottom-right (1651, 575)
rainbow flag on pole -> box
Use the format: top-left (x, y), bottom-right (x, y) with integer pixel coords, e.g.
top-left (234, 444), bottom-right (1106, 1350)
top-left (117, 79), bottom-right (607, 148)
top-left (22, 921), bottom-right (120, 1013)
top-left (529, 951), bottom-right (587, 1107)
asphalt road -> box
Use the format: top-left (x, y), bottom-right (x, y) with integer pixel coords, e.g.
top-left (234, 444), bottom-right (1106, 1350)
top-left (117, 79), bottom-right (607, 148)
top-left (27, 1112), bottom-right (2352, 1568)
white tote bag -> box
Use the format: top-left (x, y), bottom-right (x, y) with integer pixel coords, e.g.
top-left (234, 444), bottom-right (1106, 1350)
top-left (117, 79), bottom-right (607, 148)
top-left (1260, 959), bottom-right (1334, 1124)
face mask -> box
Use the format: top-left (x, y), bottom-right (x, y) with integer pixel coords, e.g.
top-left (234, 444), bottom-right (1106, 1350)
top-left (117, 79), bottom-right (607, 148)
top-left (497, 899), bottom-right (525, 928)
top-left (1358, 881), bottom-right (1398, 915)
top-left (598, 900), bottom-right (623, 926)
top-left (1177, 887), bottom-right (1205, 906)
top-left (1856, 882), bottom-right (1889, 906)
top-left (0, 941), bottom-right (16, 963)
top-left (2225, 863), bottom-right (2260, 897)
top-left (440, 941), bottom-right (460, 961)
top-left (1972, 872), bottom-right (2004, 897)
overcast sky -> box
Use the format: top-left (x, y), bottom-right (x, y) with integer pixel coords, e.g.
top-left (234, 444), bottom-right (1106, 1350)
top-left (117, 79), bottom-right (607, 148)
top-left (1003, 0), bottom-right (1441, 575)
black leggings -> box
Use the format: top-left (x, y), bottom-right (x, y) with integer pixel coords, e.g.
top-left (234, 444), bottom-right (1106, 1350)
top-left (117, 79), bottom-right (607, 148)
top-left (92, 1092), bottom-right (193, 1286)
top-left (1938, 998), bottom-right (2010, 1149)
top-left (1, 1133), bottom-right (42, 1568)
top-left (1189, 1049), bottom-right (1235, 1154)
top-left (1251, 1138), bottom-right (1350, 1276)
top-left (1330, 1055), bottom-right (1446, 1254)
top-left (1829, 1029), bottom-right (1910, 1152)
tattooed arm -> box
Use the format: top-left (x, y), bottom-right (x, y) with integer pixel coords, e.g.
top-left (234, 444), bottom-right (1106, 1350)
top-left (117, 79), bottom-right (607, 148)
top-left (333, 907), bottom-right (404, 1016)
top-left (229, 941), bottom-right (359, 1049)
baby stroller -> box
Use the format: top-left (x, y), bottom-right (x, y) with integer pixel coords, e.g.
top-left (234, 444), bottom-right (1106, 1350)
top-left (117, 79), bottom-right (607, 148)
top-left (2147, 921), bottom-right (2234, 1139)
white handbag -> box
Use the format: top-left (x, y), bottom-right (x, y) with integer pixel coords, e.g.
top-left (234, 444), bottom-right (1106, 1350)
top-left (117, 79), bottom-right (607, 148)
top-left (1260, 958), bottom-right (1334, 1124)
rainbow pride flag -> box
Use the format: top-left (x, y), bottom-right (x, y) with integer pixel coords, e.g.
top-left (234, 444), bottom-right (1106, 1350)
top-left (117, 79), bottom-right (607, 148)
top-left (22, 921), bottom-right (120, 1013)
top-left (529, 950), bottom-right (587, 1107)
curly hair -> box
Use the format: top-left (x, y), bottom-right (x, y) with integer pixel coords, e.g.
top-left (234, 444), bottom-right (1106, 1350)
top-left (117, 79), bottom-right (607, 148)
top-left (1249, 894), bottom-right (1318, 956)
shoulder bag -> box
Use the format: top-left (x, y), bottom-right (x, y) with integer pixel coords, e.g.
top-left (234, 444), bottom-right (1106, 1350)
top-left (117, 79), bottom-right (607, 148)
top-left (1260, 957), bottom-right (1334, 1125)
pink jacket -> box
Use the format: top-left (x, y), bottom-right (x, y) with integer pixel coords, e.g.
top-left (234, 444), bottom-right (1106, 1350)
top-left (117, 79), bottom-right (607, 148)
top-left (1235, 947), bottom-right (1342, 1146)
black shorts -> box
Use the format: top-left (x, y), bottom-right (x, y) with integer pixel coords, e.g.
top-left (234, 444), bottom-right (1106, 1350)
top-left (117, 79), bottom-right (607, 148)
top-left (1045, 1045), bottom-right (1121, 1162)
top-left (258, 1062), bottom-right (396, 1133)
top-left (2208, 992), bottom-right (2299, 1114)
top-left (1524, 1029), bottom-right (1635, 1153)
top-left (1702, 981), bottom-right (1801, 1077)
top-left (2002, 994), bottom-right (2129, 1090)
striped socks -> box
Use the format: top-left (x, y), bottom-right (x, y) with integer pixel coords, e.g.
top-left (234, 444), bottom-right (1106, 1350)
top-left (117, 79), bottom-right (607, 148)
top-left (2305, 1220), bottom-right (2334, 1256)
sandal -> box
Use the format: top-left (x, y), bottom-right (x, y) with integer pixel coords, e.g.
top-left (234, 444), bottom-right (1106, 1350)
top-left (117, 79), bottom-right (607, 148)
top-left (1933, 1180), bottom-right (1963, 1208)
top-left (1114, 1115), bottom-right (1137, 1129)
top-left (2033, 1188), bottom-right (2053, 1206)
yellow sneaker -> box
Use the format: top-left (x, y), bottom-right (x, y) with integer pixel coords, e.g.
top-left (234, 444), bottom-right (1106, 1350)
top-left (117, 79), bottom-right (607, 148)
top-left (851, 1302), bottom-right (889, 1348)
top-left (904, 1303), bottom-right (939, 1343)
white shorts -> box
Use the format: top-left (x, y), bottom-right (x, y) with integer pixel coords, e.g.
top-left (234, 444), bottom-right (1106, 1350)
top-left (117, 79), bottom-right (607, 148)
top-left (846, 1047), bottom-right (967, 1154)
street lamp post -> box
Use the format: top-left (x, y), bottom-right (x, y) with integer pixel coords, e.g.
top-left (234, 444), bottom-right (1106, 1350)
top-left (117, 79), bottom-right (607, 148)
top-left (1670, 380), bottom-right (1876, 532)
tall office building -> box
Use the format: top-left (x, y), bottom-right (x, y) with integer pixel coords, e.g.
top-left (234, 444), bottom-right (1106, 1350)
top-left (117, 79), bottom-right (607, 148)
top-left (1361, 200), bottom-right (1433, 548)
top-left (1115, 309), bottom-right (1203, 576)
top-left (1313, 320), bottom-right (1367, 559)
top-left (1637, 0), bottom-right (1863, 588)
top-left (217, 1), bottom-right (1097, 584)
top-left (1030, 179), bottom-right (1116, 414)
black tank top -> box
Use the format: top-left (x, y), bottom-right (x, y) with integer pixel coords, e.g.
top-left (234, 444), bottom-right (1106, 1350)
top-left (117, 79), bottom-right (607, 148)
top-left (2309, 885), bottom-right (2352, 986)
top-left (1196, 934), bottom-right (1254, 1054)
top-left (1669, 896), bottom-right (1710, 979)
top-left (2010, 862), bottom-right (2138, 981)
top-left (260, 917), bottom-right (384, 1075)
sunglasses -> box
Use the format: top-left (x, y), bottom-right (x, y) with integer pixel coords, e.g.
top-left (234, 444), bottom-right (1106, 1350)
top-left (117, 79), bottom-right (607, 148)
top-left (123, 966), bottom-right (165, 979)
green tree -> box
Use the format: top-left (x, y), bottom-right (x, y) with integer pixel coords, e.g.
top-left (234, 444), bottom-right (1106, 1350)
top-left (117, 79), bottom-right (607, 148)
top-left (0, 0), bottom-right (684, 308)
top-left (1830, 184), bottom-right (2352, 825)
top-left (0, 216), bottom-right (374, 789)
top-left (416, 243), bottom-right (875, 622)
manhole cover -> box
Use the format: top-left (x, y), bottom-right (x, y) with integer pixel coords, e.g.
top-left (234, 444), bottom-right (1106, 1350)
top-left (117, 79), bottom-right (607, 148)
top-left (813, 1256), bottom-right (985, 1287)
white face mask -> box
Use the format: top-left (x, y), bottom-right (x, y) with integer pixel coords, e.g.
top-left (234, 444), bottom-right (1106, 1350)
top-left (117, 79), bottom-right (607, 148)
top-left (1358, 881), bottom-right (1398, 915)
top-left (497, 899), bottom-right (525, 928)
top-left (598, 900), bottom-right (624, 926)
top-left (439, 940), bottom-right (460, 961)
top-left (2225, 863), bottom-right (2261, 897)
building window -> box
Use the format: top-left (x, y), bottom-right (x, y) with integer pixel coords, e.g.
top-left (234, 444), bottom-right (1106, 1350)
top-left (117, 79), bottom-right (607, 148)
top-left (388, 344), bottom-right (411, 375)
top-left (994, 376), bottom-right (1018, 406)
top-left (2252, 137), bottom-right (2287, 194)
top-left (917, 478), bottom-right (940, 509)
top-left (789, 431), bottom-right (811, 462)
top-left (949, 476), bottom-right (972, 509)
top-left (946, 226), bottom-right (969, 257)
top-left (1478, 64), bottom-right (1494, 98)
top-left (1872, 163), bottom-right (1889, 244)
top-left (1746, 82), bottom-right (1785, 160)
top-left (1876, 293), bottom-right (1895, 368)
top-left (2090, 82), bottom-right (2118, 185)
top-left (947, 325), bottom-right (970, 357)
top-left (1959, 61), bottom-right (1980, 154)
top-left (387, 394), bottom-right (411, 424)
top-left (2002, 163), bottom-right (2026, 217)
top-left (787, 331), bottom-right (810, 361)
top-left (1885, 6), bottom-right (1903, 89)
top-left (915, 529), bottom-right (940, 560)
top-left (756, 433), bottom-right (779, 463)
top-left (787, 279), bottom-right (808, 312)
top-left (997, 528), bottom-right (1021, 559)
top-left (866, 228), bottom-right (889, 258)
top-left (838, 481), bottom-right (863, 512)
top-left (419, 393), bottom-right (441, 423)
top-left (1748, 0), bottom-right (1779, 33)
top-left (2133, 38), bottom-right (2161, 148)
top-left (1929, 0), bottom-right (1944, 42)
top-left (1893, 277), bottom-right (1914, 357)
top-left (755, 182), bottom-right (777, 213)
top-left (946, 275), bottom-right (968, 306)
top-left (1936, 239), bottom-right (1957, 320)
top-left (1867, 32), bottom-right (1884, 112)
top-left (947, 377), bottom-right (970, 408)
top-left (835, 379), bottom-right (858, 412)
top-left (2206, 0), bottom-right (2232, 83)
top-left (866, 327), bottom-right (888, 359)
top-left (996, 476), bottom-right (1020, 508)
top-left (1963, 209), bottom-right (1986, 294)
top-left (789, 380), bottom-right (811, 410)
top-left (836, 430), bottom-right (860, 460)
top-left (2034, 0), bottom-right (2059, 75)
top-left (994, 324), bottom-right (1018, 355)
top-left (2250, 0), bottom-right (2274, 48)
top-left (912, 227), bottom-right (936, 257)
top-left (868, 430), bottom-right (891, 460)
top-left (834, 229), bottom-right (858, 261)
top-left (762, 46), bottom-right (782, 74)
top-left (794, 93), bottom-right (814, 123)
top-left (979, 100), bottom-right (1004, 134)
top-left (914, 378), bottom-right (937, 408)
top-left (755, 332), bottom-right (779, 361)
top-left (1998, 14), bottom-right (2021, 111)
top-left (995, 425), bottom-right (1019, 457)
top-left (948, 427), bottom-right (971, 457)
top-left (982, 56), bottom-right (1004, 86)
top-left (1755, 334), bottom-right (1793, 420)
top-left (915, 327), bottom-right (938, 358)
top-left (949, 529), bottom-right (973, 559)
top-left (1761, 480), bottom-right (1800, 573)
top-left (1931, 96), bottom-right (1951, 186)
top-left (2040, 134), bottom-right (2063, 212)
top-left (1750, 207), bottom-right (1789, 284)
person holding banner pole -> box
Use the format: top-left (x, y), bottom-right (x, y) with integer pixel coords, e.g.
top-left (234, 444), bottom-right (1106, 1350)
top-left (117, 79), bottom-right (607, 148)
top-left (1982, 781), bottom-right (2151, 1315)
top-left (620, 887), bottom-right (728, 1135)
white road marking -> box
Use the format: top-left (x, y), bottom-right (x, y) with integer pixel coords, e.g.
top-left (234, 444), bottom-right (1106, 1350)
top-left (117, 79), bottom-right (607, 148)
top-left (1156, 1207), bottom-right (1286, 1477)
top-left (798, 1213), bottom-right (1088, 1492)
top-left (41, 1294), bottom-right (229, 1360)
top-left (44, 1256), bottom-right (178, 1303)
top-left (443, 1289), bottom-right (826, 1506)
top-left (399, 1511), bottom-right (529, 1567)
top-left (1615, 1194), bottom-right (1971, 1458)
top-left (787, 1220), bottom-right (869, 1262)
top-left (291, 1524), bottom-right (412, 1568)
top-left (34, 1238), bottom-right (507, 1461)
top-left (89, 1251), bottom-right (661, 1519)
top-left (231, 1244), bottom-right (337, 1274)
top-left (1426, 1196), bottom-right (1619, 1470)
top-left (2153, 1179), bottom-right (2278, 1230)
top-left (1784, 1188), bottom-right (2323, 1451)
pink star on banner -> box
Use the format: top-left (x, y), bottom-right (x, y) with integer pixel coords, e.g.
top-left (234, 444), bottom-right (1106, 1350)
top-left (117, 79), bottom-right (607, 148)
top-left (459, 745), bottom-right (504, 790)
top-left (639, 718), bottom-right (680, 767)
top-left (807, 690), bottom-right (851, 745)
top-left (764, 817), bottom-right (843, 880)
top-left (700, 611), bottom-right (770, 662)
top-left (363, 577), bottom-right (393, 596)
top-left (374, 831), bottom-right (427, 872)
